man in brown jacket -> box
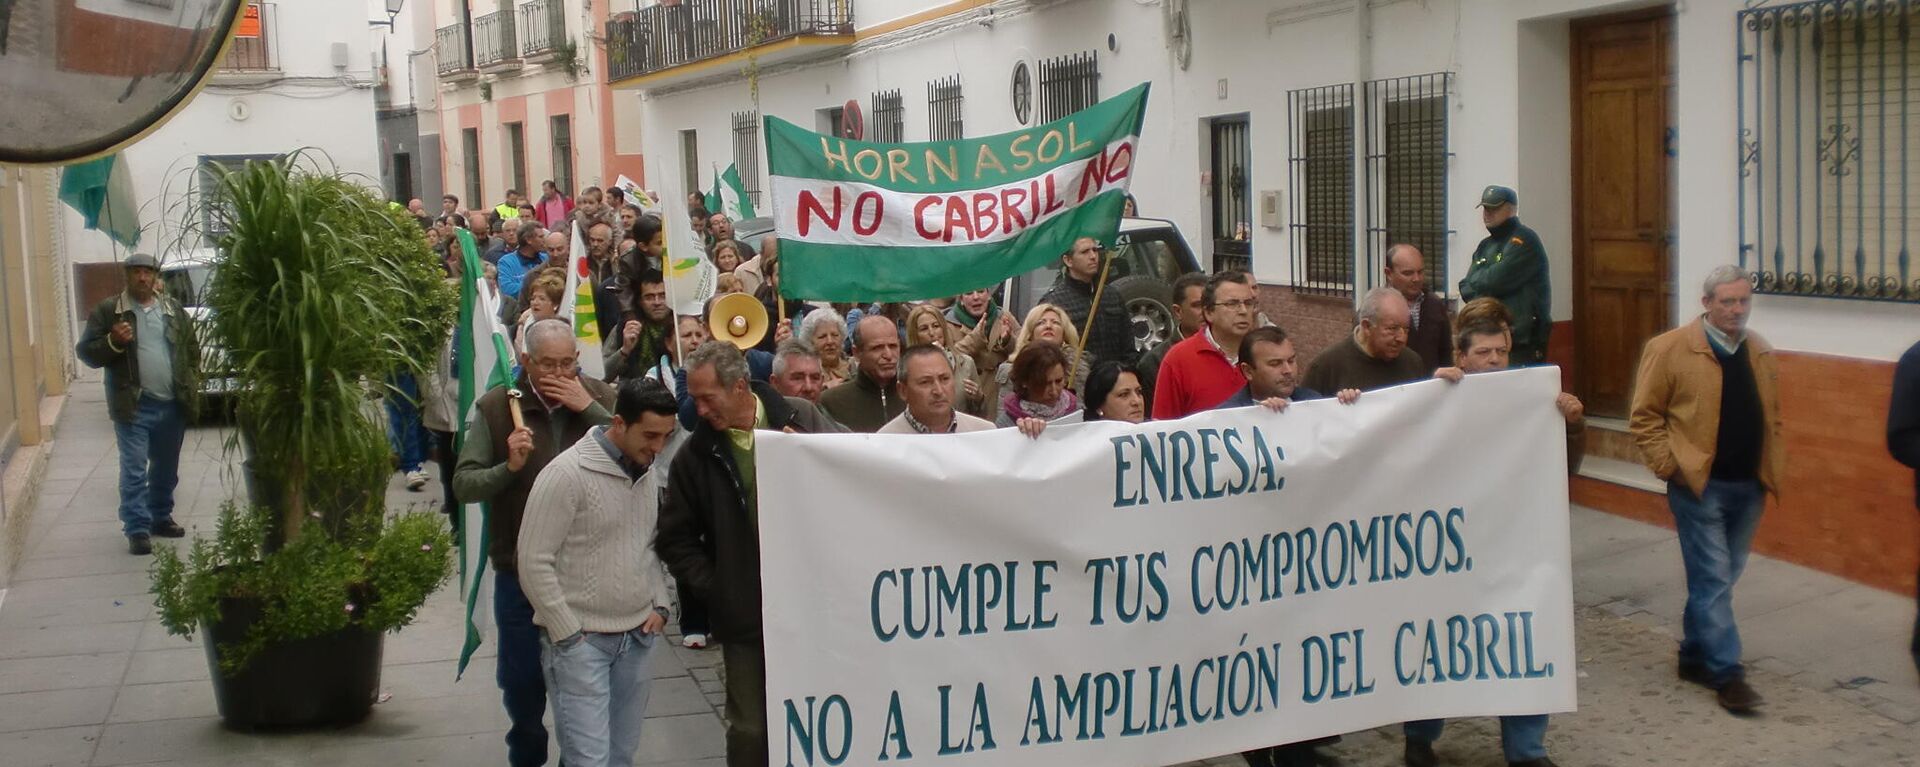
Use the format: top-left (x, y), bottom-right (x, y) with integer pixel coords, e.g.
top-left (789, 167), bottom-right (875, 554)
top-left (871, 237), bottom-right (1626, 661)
top-left (454, 320), bottom-right (618, 767)
top-left (1629, 265), bottom-right (1782, 715)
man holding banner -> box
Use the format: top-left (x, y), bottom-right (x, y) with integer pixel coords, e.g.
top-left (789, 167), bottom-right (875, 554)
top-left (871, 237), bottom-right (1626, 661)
top-left (1401, 302), bottom-right (1583, 767)
top-left (657, 341), bottom-right (846, 767)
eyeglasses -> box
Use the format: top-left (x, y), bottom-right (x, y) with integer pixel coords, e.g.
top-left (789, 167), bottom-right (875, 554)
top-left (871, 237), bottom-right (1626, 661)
top-left (1211, 299), bottom-right (1258, 311)
top-left (530, 357), bottom-right (578, 372)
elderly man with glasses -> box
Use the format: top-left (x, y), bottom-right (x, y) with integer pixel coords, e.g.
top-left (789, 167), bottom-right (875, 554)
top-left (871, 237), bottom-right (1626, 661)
top-left (454, 319), bottom-right (619, 767)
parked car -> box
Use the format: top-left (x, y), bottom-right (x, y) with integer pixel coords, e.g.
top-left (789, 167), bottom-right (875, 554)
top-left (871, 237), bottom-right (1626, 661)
top-left (729, 215), bottom-right (1204, 355)
top-left (159, 249), bottom-right (237, 402)
top-left (1006, 217), bottom-right (1203, 356)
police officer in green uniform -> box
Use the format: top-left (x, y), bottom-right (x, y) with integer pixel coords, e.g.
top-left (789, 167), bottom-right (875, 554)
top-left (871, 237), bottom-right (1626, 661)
top-left (1460, 185), bottom-right (1551, 365)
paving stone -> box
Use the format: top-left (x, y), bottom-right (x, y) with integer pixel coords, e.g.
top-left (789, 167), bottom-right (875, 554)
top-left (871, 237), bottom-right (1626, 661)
top-left (0, 653), bottom-right (129, 695)
top-left (124, 648), bottom-right (216, 686)
top-left (646, 676), bottom-right (714, 717)
top-left (0, 687), bottom-right (117, 734)
top-left (635, 712), bottom-right (727, 763)
top-left (0, 621), bottom-right (141, 660)
top-left (0, 724), bottom-right (102, 767)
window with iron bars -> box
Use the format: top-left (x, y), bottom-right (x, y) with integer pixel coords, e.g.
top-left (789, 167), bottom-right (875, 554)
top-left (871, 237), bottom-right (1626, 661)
top-left (1737, 0), bottom-right (1920, 303)
top-left (871, 89), bottom-right (904, 144)
top-left (551, 115), bottom-right (573, 196)
top-left (505, 122), bottom-right (528, 199)
top-left (928, 75), bottom-right (963, 141)
top-left (1039, 51), bottom-right (1099, 124)
top-left (731, 111), bottom-right (762, 208)
top-left (1288, 84), bottom-right (1355, 293)
top-left (462, 128), bottom-right (482, 214)
top-left (1364, 73), bottom-right (1453, 295)
top-left (198, 153), bottom-right (281, 246)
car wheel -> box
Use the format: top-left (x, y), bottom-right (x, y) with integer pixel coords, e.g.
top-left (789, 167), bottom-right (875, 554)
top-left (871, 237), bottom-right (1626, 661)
top-left (1109, 276), bottom-right (1174, 354)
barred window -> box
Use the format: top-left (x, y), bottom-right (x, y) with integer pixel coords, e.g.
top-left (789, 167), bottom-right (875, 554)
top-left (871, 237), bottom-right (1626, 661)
top-left (550, 115), bottom-right (573, 196)
top-left (1738, 0), bottom-right (1920, 302)
top-left (198, 153), bottom-right (280, 246)
top-left (1365, 73), bottom-right (1452, 294)
top-left (731, 110), bottom-right (762, 207)
top-left (928, 75), bottom-right (963, 141)
top-left (505, 121), bottom-right (527, 197)
top-left (1039, 51), bottom-right (1099, 123)
top-left (871, 89), bottom-right (904, 144)
top-left (461, 128), bottom-right (482, 216)
top-left (1288, 84), bottom-right (1355, 293)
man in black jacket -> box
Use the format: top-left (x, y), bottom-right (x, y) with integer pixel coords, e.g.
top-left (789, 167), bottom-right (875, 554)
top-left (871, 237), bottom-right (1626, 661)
top-left (1889, 338), bottom-right (1920, 675)
top-left (657, 341), bottom-right (845, 767)
top-left (1041, 236), bottom-right (1135, 376)
top-left (76, 254), bottom-right (199, 555)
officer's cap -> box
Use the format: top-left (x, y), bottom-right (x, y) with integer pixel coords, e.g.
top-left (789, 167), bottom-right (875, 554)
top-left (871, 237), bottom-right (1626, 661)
top-left (1475, 185), bottom-right (1517, 209)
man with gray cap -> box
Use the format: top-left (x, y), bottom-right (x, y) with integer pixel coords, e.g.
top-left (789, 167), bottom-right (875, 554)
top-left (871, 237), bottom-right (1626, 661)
top-left (1459, 185), bottom-right (1551, 365)
top-left (76, 254), bottom-right (199, 555)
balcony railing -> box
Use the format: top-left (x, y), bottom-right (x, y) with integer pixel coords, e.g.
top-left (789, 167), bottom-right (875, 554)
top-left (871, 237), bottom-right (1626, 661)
top-left (435, 23), bottom-right (473, 75)
top-left (519, 0), bottom-right (566, 58)
top-left (474, 10), bottom-right (520, 69)
top-left (220, 3), bottom-right (275, 72)
top-left (606, 0), bottom-right (855, 82)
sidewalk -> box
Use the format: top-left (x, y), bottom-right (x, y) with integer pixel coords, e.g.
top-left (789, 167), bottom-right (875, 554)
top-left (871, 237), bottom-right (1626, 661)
top-left (0, 382), bottom-right (1914, 766)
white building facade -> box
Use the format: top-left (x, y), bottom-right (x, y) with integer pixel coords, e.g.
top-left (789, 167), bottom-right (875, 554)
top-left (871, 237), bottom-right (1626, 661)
top-left (624, 0), bottom-right (1919, 594)
top-left (61, 0), bottom-right (383, 318)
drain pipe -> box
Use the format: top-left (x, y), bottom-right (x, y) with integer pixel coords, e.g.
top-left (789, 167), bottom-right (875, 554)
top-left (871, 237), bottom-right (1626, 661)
top-left (1353, 0), bottom-right (1373, 303)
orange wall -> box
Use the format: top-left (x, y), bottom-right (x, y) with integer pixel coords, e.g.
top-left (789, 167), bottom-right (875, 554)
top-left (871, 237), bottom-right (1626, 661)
top-left (1575, 350), bottom-right (1919, 596)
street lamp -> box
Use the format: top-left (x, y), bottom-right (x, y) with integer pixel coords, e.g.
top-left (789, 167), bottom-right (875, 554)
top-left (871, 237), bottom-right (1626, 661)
top-left (370, 0), bottom-right (406, 29)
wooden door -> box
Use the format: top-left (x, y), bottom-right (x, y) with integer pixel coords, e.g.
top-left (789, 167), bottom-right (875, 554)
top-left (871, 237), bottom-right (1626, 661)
top-left (1573, 9), bottom-right (1673, 418)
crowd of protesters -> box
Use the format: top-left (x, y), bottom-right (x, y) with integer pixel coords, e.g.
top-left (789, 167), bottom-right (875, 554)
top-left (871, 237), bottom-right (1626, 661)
top-left (297, 182), bottom-right (1912, 767)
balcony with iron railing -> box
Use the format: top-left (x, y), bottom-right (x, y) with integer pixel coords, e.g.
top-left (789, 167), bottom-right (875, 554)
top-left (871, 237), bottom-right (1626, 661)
top-left (435, 22), bottom-right (474, 77)
top-left (518, 0), bottom-right (567, 61)
top-left (606, 0), bottom-right (855, 86)
top-left (218, 2), bottom-right (276, 73)
top-left (473, 10), bottom-right (520, 71)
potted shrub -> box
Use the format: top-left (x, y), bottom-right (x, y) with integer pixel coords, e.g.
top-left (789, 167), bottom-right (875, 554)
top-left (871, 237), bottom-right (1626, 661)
top-left (149, 155), bottom-right (458, 728)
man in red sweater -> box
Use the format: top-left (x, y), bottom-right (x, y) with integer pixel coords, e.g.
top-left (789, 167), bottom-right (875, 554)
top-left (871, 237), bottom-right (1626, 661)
top-left (1152, 271), bottom-right (1259, 419)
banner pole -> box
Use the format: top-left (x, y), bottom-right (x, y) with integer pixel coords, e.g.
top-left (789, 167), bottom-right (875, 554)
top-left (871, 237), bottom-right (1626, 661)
top-left (1071, 249), bottom-right (1114, 391)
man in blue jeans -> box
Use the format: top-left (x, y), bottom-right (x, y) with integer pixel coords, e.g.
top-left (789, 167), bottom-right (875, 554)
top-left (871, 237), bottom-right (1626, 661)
top-left (1630, 265), bottom-right (1782, 715)
top-left (1402, 306), bottom-right (1585, 767)
top-left (455, 321), bottom-right (617, 765)
top-left (387, 373), bottom-right (432, 491)
top-left (519, 379), bottom-right (678, 766)
top-left (76, 254), bottom-right (199, 556)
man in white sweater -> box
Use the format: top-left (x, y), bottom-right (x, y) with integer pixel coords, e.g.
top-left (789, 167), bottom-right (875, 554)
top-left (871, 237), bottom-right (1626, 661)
top-left (518, 378), bottom-right (680, 767)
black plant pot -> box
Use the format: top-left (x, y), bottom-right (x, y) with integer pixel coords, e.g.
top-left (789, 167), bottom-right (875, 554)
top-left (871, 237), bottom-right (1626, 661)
top-left (202, 595), bottom-right (384, 729)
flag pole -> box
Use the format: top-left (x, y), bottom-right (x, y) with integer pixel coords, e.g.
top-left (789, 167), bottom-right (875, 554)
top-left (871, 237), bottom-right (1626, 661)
top-left (1070, 248), bottom-right (1114, 391)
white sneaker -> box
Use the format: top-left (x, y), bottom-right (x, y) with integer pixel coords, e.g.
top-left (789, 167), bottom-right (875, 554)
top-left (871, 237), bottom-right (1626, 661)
top-left (682, 633), bottom-right (708, 649)
top-left (405, 470), bottom-right (429, 491)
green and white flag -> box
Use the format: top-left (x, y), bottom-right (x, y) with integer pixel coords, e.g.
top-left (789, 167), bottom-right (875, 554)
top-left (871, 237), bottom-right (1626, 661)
top-left (766, 83), bottom-right (1149, 301)
top-left (706, 162), bottom-right (757, 221)
top-left (453, 227), bottom-right (516, 679)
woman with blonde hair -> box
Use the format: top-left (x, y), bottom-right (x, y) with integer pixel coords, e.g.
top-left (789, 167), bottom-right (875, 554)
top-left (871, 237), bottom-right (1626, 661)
top-left (709, 239), bottom-right (744, 273)
top-left (799, 307), bottom-right (852, 388)
top-left (997, 303), bottom-right (1090, 394)
top-left (906, 303), bottom-right (985, 417)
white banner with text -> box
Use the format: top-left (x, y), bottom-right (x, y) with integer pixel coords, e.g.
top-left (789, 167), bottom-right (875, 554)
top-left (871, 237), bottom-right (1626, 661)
top-left (758, 368), bottom-right (1577, 767)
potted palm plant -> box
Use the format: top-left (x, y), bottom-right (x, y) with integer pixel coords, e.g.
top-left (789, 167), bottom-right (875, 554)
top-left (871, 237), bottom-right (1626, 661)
top-left (149, 155), bottom-right (459, 728)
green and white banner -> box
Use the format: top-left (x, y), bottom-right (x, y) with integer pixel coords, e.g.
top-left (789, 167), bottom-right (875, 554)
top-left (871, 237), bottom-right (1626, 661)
top-left (452, 227), bottom-right (517, 679)
top-left (767, 83), bottom-right (1150, 301)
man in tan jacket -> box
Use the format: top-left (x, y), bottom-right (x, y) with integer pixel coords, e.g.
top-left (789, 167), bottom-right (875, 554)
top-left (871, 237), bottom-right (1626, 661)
top-left (1629, 265), bottom-right (1782, 716)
